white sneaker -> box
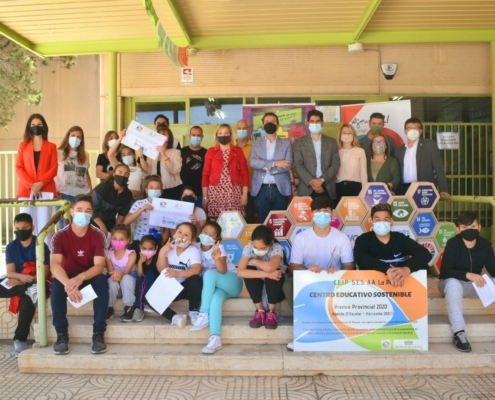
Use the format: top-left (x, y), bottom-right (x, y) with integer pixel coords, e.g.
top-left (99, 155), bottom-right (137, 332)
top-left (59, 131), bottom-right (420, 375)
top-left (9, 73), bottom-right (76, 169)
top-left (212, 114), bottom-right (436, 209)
top-left (25, 285), bottom-right (38, 306)
top-left (190, 312), bottom-right (209, 331)
top-left (287, 341), bottom-right (294, 351)
top-left (14, 340), bottom-right (27, 358)
top-left (202, 335), bottom-right (222, 354)
top-left (171, 314), bottom-right (187, 328)
top-left (189, 311), bottom-right (199, 325)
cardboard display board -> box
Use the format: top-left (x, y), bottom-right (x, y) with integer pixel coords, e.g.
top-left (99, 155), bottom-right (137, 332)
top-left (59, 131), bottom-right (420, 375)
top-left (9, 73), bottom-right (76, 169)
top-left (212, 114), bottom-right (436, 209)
top-left (392, 224), bottom-right (417, 241)
top-left (411, 211), bottom-right (438, 238)
top-left (222, 239), bottom-right (244, 265)
top-left (288, 196), bottom-right (313, 225)
top-left (289, 225), bottom-right (312, 246)
top-left (390, 196), bottom-right (416, 224)
top-left (359, 183), bottom-right (392, 209)
top-left (406, 182), bottom-right (440, 212)
top-left (341, 225), bottom-right (364, 249)
top-left (264, 211), bottom-right (294, 239)
top-left (217, 211), bottom-right (247, 239)
top-left (417, 238), bottom-right (441, 276)
top-left (434, 222), bottom-right (457, 250)
top-left (239, 224), bottom-right (259, 247)
top-left (335, 197), bottom-right (368, 226)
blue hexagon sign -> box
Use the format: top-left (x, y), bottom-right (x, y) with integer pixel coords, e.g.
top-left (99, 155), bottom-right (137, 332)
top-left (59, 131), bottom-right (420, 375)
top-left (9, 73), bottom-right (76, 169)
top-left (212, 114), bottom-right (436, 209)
top-left (411, 212), bottom-right (438, 238)
top-left (361, 183), bottom-right (392, 208)
top-left (407, 183), bottom-right (439, 211)
top-left (278, 240), bottom-right (292, 263)
top-left (222, 240), bottom-right (243, 265)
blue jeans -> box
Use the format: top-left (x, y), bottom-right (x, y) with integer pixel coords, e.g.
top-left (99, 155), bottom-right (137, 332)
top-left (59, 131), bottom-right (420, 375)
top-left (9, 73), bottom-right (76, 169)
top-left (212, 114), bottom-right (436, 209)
top-left (134, 270), bottom-right (159, 310)
top-left (54, 194), bottom-right (74, 229)
top-left (254, 185), bottom-right (289, 224)
top-left (51, 274), bottom-right (109, 334)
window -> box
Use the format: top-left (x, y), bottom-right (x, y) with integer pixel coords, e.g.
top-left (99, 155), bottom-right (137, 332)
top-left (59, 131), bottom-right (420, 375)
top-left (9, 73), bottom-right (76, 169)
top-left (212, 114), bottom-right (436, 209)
top-left (190, 98), bottom-right (243, 125)
top-left (135, 102), bottom-right (186, 125)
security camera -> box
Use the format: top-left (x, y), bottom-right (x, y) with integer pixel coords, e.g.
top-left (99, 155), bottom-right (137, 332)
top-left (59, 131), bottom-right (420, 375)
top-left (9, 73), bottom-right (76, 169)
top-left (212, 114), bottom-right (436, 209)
top-left (381, 63), bottom-right (398, 80)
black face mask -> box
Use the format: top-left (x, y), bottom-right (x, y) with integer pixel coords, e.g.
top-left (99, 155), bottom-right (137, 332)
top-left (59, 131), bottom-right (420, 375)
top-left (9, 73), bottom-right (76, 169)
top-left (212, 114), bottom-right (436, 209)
top-left (181, 195), bottom-right (196, 204)
top-left (217, 136), bottom-right (231, 145)
top-left (264, 122), bottom-right (277, 134)
top-left (30, 126), bottom-right (45, 136)
top-left (114, 175), bottom-right (129, 187)
top-left (460, 228), bottom-right (480, 242)
top-left (15, 229), bottom-right (32, 242)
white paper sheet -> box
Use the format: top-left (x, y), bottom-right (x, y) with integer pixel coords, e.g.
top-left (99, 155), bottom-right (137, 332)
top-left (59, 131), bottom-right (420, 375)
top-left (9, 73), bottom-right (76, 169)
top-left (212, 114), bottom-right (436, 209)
top-left (148, 198), bottom-right (195, 229)
top-left (0, 279), bottom-right (13, 289)
top-left (67, 284), bottom-right (98, 309)
top-left (145, 272), bottom-right (184, 315)
top-left (472, 274), bottom-right (495, 307)
top-left (122, 120), bottom-right (167, 161)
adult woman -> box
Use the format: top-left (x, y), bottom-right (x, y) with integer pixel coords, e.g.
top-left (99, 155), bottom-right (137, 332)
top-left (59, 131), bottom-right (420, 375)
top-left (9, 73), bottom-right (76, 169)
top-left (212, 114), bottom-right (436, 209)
top-left (335, 124), bottom-right (367, 204)
top-left (367, 134), bottom-right (401, 193)
top-left (92, 163), bottom-right (133, 236)
top-left (148, 126), bottom-right (182, 200)
top-left (96, 130), bottom-right (119, 180)
top-left (202, 124), bottom-right (249, 218)
top-left (15, 114), bottom-right (58, 239)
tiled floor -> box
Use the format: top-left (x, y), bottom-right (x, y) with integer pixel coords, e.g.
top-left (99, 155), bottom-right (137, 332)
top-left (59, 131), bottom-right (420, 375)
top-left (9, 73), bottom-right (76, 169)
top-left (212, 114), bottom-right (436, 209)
top-left (1, 343), bottom-right (495, 399)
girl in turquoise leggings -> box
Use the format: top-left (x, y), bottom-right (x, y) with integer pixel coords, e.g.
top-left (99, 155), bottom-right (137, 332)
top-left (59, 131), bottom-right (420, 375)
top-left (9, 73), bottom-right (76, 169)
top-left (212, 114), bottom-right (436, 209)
top-left (190, 221), bottom-right (242, 354)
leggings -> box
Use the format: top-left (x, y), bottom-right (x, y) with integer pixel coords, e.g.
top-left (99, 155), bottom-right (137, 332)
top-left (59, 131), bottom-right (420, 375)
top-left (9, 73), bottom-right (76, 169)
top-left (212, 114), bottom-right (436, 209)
top-left (161, 275), bottom-right (203, 321)
top-left (200, 270), bottom-right (243, 336)
top-left (243, 265), bottom-right (285, 305)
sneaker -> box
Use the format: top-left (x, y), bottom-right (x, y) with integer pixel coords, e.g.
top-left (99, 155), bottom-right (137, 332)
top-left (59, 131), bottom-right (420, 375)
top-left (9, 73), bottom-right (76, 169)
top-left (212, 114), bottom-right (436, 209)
top-left (189, 311), bottom-right (200, 325)
top-left (144, 305), bottom-right (154, 313)
top-left (287, 341), bottom-right (294, 351)
top-left (120, 306), bottom-right (135, 322)
top-left (14, 340), bottom-right (27, 358)
top-left (53, 332), bottom-right (69, 355)
top-left (249, 310), bottom-right (265, 328)
top-left (106, 307), bottom-right (114, 321)
top-left (265, 311), bottom-right (278, 329)
top-left (171, 314), bottom-right (187, 328)
top-left (132, 308), bottom-right (145, 322)
top-left (190, 312), bottom-right (209, 331)
top-left (202, 335), bottom-right (222, 354)
top-left (25, 285), bottom-right (38, 306)
top-left (91, 332), bottom-right (107, 354)
top-left (453, 331), bottom-right (472, 352)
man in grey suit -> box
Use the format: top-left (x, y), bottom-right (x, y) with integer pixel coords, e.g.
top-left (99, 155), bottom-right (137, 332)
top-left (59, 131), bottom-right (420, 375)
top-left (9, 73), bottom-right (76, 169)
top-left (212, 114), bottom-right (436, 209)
top-left (250, 112), bottom-right (293, 224)
top-left (294, 110), bottom-right (340, 200)
top-left (396, 117), bottom-right (449, 197)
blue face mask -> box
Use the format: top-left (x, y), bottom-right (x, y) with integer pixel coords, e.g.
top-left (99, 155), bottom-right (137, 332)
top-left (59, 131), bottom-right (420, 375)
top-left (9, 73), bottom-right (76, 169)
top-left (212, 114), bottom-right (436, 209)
top-left (373, 221), bottom-right (391, 236)
top-left (69, 137), bottom-right (81, 148)
top-left (308, 124), bottom-right (322, 135)
top-left (199, 234), bottom-right (215, 246)
top-left (258, 128), bottom-right (266, 139)
top-left (237, 129), bottom-right (248, 140)
top-left (191, 137), bottom-right (202, 147)
top-left (73, 212), bottom-right (91, 228)
top-left (122, 155), bottom-right (134, 165)
top-left (313, 212), bottom-right (332, 228)
top-left (148, 189), bottom-right (161, 198)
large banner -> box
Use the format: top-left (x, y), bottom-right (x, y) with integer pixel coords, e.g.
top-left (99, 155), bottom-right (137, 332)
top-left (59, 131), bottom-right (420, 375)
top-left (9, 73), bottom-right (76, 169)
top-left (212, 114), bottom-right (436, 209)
top-left (293, 270), bottom-right (428, 352)
top-left (341, 100), bottom-right (411, 147)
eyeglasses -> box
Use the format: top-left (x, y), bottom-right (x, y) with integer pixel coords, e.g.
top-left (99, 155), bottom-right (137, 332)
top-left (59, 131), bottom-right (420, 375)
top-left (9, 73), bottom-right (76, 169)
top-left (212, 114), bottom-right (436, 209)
top-left (201, 230), bottom-right (217, 239)
top-left (372, 140), bottom-right (385, 145)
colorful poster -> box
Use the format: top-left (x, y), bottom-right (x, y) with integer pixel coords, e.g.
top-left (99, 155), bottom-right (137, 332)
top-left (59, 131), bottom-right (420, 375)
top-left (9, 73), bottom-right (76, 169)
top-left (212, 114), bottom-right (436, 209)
top-left (181, 67), bottom-right (194, 85)
top-left (341, 100), bottom-right (411, 147)
top-left (293, 270), bottom-right (428, 352)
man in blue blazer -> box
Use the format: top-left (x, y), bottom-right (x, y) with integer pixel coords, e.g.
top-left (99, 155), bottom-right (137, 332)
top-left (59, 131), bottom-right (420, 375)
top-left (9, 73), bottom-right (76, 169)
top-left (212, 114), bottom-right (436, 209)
top-left (250, 112), bottom-right (293, 224)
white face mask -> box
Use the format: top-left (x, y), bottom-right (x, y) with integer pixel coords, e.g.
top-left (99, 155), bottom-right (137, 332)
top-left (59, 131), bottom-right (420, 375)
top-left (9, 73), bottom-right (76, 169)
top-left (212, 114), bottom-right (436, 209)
top-left (341, 134), bottom-right (353, 144)
top-left (253, 247), bottom-right (269, 257)
top-left (407, 129), bottom-right (420, 141)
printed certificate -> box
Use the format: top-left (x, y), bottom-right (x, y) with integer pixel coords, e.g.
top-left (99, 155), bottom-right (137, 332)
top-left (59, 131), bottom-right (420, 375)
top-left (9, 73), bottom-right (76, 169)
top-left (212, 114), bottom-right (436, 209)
top-left (148, 198), bottom-right (195, 229)
top-left (122, 120), bottom-right (167, 161)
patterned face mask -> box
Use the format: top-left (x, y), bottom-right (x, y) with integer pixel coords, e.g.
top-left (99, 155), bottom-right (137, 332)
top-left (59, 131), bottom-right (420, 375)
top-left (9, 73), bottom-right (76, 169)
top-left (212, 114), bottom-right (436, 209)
top-left (372, 140), bottom-right (386, 155)
top-left (173, 235), bottom-right (192, 248)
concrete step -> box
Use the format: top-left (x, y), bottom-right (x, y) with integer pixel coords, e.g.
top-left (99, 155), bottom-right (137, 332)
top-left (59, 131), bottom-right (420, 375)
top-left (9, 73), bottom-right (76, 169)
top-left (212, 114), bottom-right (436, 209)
top-left (35, 314), bottom-right (495, 345)
top-left (19, 341), bottom-right (495, 376)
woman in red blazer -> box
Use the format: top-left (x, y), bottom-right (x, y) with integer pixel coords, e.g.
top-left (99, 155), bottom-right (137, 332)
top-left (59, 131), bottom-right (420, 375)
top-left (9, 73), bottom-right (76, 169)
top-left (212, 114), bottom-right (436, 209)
top-left (16, 114), bottom-right (58, 241)
top-left (202, 124), bottom-right (249, 218)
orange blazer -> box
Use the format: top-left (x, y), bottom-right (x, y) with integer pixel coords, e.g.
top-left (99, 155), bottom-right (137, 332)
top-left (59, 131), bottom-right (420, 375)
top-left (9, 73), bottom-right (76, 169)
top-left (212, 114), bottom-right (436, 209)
top-left (16, 140), bottom-right (58, 198)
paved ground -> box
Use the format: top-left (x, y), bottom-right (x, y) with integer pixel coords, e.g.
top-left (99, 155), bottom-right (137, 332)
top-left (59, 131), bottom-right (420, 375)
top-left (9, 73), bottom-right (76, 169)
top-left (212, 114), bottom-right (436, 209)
top-left (0, 342), bottom-right (495, 399)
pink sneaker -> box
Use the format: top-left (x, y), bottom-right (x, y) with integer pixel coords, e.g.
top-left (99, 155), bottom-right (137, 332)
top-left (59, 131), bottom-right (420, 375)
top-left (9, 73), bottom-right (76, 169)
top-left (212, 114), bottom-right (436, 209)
top-left (265, 311), bottom-right (278, 330)
top-left (249, 310), bottom-right (265, 328)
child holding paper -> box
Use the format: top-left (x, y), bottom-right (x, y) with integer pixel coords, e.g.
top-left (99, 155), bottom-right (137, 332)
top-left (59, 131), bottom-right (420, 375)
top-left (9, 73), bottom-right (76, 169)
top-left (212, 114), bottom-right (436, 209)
top-left (438, 211), bottom-right (495, 352)
top-left (190, 221), bottom-right (242, 354)
top-left (156, 222), bottom-right (203, 328)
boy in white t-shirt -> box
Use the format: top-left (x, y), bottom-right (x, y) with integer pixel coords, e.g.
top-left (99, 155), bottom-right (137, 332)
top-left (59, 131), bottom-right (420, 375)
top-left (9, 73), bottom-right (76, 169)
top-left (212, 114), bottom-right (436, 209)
top-left (282, 196), bottom-right (355, 350)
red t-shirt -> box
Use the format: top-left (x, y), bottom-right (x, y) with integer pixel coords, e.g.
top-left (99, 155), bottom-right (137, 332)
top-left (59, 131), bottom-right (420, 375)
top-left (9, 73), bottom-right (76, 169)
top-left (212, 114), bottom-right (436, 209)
top-left (50, 224), bottom-right (106, 275)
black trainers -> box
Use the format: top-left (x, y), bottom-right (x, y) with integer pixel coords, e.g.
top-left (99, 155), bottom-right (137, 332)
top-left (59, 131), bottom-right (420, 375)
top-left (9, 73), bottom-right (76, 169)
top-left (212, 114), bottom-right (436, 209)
top-left (453, 330), bottom-right (472, 352)
top-left (91, 332), bottom-right (107, 354)
top-left (120, 306), bottom-right (135, 322)
top-left (106, 307), bottom-right (114, 321)
top-left (53, 332), bottom-right (69, 355)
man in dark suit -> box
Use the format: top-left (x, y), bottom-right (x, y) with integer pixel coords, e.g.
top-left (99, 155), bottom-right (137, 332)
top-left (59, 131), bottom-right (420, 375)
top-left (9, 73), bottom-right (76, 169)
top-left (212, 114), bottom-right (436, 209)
top-left (294, 110), bottom-right (340, 200)
top-left (396, 117), bottom-right (449, 197)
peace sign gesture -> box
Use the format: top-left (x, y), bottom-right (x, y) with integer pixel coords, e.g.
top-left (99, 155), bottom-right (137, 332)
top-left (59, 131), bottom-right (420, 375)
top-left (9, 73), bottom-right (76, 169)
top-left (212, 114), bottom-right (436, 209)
top-left (163, 237), bottom-right (174, 254)
top-left (211, 242), bottom-right (222, 261)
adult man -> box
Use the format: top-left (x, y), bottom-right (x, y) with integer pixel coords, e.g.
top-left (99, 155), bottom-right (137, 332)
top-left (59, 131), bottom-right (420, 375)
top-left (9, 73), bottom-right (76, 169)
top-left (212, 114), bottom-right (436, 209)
top-left (235, 119), bottom-right (255, 223)
top-left (359, 112), bottom-right (396, 158)
top-left (250, 112), bottom-right (293, 224)
top-left (294, 110), bottom-right (340, 200)
top-left (1, 213), bottom-right (49, 357)
top-left (154, 114), bottom-right (180, 149)
top-left (354, 203), bottom-right (431, 286)
top-left (180, 125), bottom-right (207, 203)
top-left (50, 194), bottom-right (109, 355)
top-left (396, 117), bottom-right (449, 196)
top-left (438, 211), bottom-right (495, 352)
top-left (283, 196), bottom-right (355, 350)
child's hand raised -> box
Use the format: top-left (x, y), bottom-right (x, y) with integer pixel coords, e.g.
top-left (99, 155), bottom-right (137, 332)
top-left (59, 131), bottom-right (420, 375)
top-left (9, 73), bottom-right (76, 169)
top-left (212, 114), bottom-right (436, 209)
top-left (211, 242), bottom-right (222, 261)
top-left (162, 238), bottom-right (174, 254)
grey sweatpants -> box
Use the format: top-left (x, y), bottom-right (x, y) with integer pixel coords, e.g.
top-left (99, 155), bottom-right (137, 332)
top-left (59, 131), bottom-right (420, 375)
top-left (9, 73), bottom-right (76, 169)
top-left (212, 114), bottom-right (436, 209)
top-left (438, 277), bottom-right (495, 333)
top-left (108, 275), bottom-right (136, 307)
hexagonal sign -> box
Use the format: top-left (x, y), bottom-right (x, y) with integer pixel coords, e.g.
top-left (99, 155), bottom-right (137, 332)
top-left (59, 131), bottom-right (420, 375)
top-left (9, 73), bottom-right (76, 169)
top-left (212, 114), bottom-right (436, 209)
top-left (331, 210), bottom-right (343, 230)
top-left (288, 196), bottom-right (313, 225)
top-left (289, 225), bottom-right (312, 246)
top-left (406, 182), bottom-right (440, 211)
top-left (264, 211), bottom-right (294, 239)
top-left (217, 211), bottom-right (246, 239)
top-left (417, 238), bottom-right (440, 271)
top-left (434, 222), bottom-right (457, 250)
top-left (239, 224), bottom-right (259, 247)
top-left (278, 240), bottom-right (292, 263)
top-left (392, 224), bottom-right (417, 241)
top-left (341, 225), bottom-right (364, 249)
top-left (361, 210), bottom-right (373, 232)
top-left (335, 197), bottom-right (367, 226)
top-left (360, 183), bottom-right (392, 208)
top-left (222, 239), bottom-right (244, 265)
top-left (390, 196), bottom-right (416, 224)
top-left (411, 211), bottom-right (438, 238)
